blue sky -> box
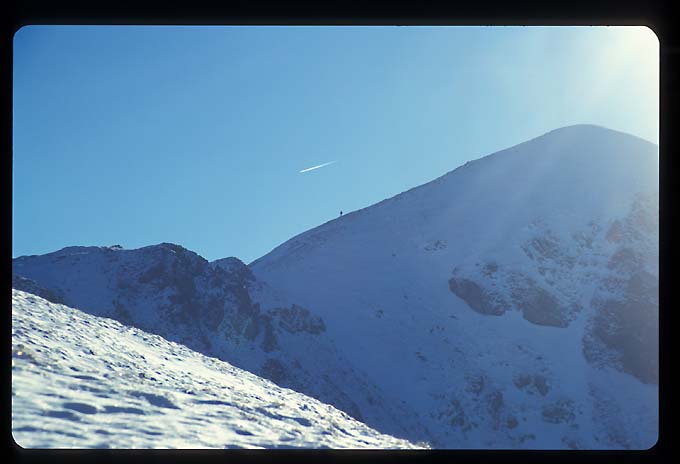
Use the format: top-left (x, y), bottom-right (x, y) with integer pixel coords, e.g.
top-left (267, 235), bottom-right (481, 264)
top-left (13, 26), bottom-right (659, 263)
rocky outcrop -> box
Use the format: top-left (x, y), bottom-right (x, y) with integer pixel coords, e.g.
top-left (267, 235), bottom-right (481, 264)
top-left (541, 399), bottom-right (576, 424)
top-left (510, 279), bottom-right (570, 328)
top-left (583, 194), bottom-right (658, 384)
top-left (449, 266), bottom-right (574, 328)
top-left (269, 304), bottom-right (326, 335)
top-left (448, 277), bottom-right (506, 316)
top-left (513, 373), bottom-right (550, 396)
top-left (584, 270), bottom-right (658, 384)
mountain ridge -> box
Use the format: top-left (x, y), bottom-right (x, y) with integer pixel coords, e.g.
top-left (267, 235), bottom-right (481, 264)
top-left (12, 124), bottom-right (658, 448)
top-left (249, 124), bottom-right (657, 268)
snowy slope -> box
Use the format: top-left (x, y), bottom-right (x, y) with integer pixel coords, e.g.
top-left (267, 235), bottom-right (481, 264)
top-left (11, 290), bottom-right (424, 449)
top-left (12, 245), bottom-right (428, 443)
top-left (249, 125), bottom-right (659, 449)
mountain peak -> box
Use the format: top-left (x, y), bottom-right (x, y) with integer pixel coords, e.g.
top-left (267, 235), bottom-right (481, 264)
top-left (533, 124), bottom-right (656, 147)
top-left (211, 257), bottom-right (255, 283)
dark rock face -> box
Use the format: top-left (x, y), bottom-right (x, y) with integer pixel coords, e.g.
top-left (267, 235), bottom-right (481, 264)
top-left (464, 374), bottom-right (486, 395)
top-left (510, 281), bottom-right (568, 328)
top-left (533, 375), bottom-right (550, 396)
top-left (106, 247), bottom-right (290, 355)
top-left (583, 195), bottom-right (658, 384)
top-left (260, 315), bottom-right (279, 353)
top-left (443, 399), bottom-right (468, 430)
top-left (448, 192), bottom-right (657, 385)
top-left (210, 257), bottom-right (256, 285)
top-left (607, 247), bottom-right (643, 274)
top-left (584, 271), bottom-right (658, 384)
top-left (513, 373), bottom-right (550, 396)
top-left (542, 399), bottom-right (575, 424)
top-left (513, 374), bottom-right (532, 389)
top-left (522, 234), bottom-right (561, 263)
top-left (486, 391), bottom-right (505, 430)
top-left (605, 220), bottom-right (624, 243)
top-left (448, 278), bottom-right (505, 316)
top-left (449, 269), bottom-right (571, 328)
top-left (269, 304), bottom-right (326, 335)
top-left (11, 244), bottom-right (305, 361)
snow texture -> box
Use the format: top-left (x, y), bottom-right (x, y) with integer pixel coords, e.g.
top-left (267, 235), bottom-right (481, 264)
top-left (11, 290), bottom-right (424, 449)
top-left (249, 125), bottom-right (659, 449)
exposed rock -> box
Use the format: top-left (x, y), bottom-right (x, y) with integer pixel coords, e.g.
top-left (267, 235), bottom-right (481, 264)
top-left (510, 281), bottom-right (568, 328)
top-left (210, 257), bottom-right (255, 285)
top-left (542, 399), bottom-right (575, 424)
top-left (445, 399), bottom-right (468, 429)
top-left (486, 390), bottom-right (505, 430)
top-left (450, 264), bottom-right (575, 328)
top-left (513, 374), bottom-right (532, 390)
top-left (481, 262), bottom-right (498, 277)
top-left (518, 434), bottom-right (536, 444)
top-left (465, 374), bottom-right (486, 396)
top-left (533, 375), bottom-right (550, 396)
top-left (584, 194), bottom-right (658, 384)
top-left (584, 283), bottom-right (658, 384)
top-left (448, 277), bottom-right (505, 316)
top-left (513, 373), bottom-right (550, 396)
top-left (261, 315), bottom-right (279, 352)
top-left (487, 391), bottom-right (504, 417)
top-left (269, 304), bottom-right (326, 335)
top-left (605, 220), bottom-right (624, 243)
top-left (607, 247), bottom-right (642, 274)
top-left (522, 234), bottom-right (561, 263)
top-left (424, 240), bottom-right (447, 252)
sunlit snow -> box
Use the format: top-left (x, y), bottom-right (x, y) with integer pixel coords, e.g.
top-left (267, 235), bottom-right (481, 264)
top-left (11, 290), bottom-right (424, 449)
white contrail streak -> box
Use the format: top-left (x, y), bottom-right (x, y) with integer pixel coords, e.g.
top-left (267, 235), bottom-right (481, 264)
top-left (299, 160), bottom-right (337, 173)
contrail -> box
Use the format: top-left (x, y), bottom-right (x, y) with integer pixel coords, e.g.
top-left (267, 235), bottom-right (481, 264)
top-left (299, 160), bottom-right (337, 173)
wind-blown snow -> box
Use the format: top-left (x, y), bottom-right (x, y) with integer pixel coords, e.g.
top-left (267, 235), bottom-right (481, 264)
top-left (11, 290), bottom-right (424, 449)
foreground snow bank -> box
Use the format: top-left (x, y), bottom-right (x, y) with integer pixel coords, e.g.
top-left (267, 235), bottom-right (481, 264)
top-left (11, 290), bottom-right (424, 449)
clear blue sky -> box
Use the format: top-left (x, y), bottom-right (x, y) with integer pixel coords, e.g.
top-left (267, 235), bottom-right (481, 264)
top-left (13, 26), bottom-right (659, 263)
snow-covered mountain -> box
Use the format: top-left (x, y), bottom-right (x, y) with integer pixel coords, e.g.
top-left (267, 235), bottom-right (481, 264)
top-left (11, 290), bottom-right (423, 449)
top-left (12, 244), bottom-right (428, 443)
top-left (12, 124), bottom-right (658, 449)
top-left (249, 124), bottom-right (659, 449)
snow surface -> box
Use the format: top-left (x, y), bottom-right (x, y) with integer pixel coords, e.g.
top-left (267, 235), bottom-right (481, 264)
top-left (249, 125), bottom-right (659, 449)
top-left (11, 290), bottom-right (424, 449)
top-left (12, 244), bottom-right (428, 443)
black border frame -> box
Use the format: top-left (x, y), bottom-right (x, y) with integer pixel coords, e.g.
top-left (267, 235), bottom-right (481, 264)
top-left (3, 1), bottom-right (676, 463)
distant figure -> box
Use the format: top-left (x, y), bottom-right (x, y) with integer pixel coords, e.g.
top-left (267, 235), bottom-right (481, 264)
top-left (340, 211), bottom-right (343, 216)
